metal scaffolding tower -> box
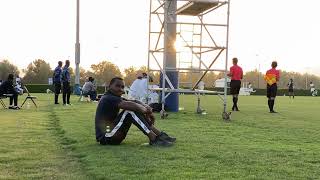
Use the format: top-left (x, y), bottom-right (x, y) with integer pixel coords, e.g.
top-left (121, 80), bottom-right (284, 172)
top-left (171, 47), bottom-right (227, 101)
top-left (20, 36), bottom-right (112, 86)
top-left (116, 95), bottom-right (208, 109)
top-left (147, 0), bottom-right (231, 120)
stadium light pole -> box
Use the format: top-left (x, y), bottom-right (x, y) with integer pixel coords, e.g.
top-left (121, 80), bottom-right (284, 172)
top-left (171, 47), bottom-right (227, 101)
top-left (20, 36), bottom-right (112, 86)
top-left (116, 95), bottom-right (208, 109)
top-left (74, 0), bottom-right (81, 95)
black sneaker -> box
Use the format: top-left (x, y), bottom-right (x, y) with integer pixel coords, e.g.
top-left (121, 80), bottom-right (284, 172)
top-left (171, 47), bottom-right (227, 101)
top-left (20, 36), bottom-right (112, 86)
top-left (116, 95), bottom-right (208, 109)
top-left (9, 106), bottom-right (20, 110)
top-left (149, 136), bottom-right (173, 147)
top-left (159, 131), bottom-right (176, 143)
top-left (270, 110), bottom-right (277, 113)
top-left (55, 102), bottom-right (59, 105)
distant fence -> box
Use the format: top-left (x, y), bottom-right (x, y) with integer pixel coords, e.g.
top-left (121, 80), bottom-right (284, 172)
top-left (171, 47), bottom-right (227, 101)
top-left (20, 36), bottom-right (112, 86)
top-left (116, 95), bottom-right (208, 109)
top-left (25, 84), bottom-right (313, 96)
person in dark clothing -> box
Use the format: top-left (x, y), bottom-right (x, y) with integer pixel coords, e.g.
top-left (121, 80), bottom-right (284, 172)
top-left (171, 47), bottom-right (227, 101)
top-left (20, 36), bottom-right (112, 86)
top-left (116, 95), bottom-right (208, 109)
top-left (0, 74), bottom-right (20, 109)
top-left (287, 78), bottom-right (294, 99)
top-left (53, 61), bottom-right (63, 104)
top-left (62, 60), bottom-right (71, 105)
top-left (95, 77), bottom-right (176, 146)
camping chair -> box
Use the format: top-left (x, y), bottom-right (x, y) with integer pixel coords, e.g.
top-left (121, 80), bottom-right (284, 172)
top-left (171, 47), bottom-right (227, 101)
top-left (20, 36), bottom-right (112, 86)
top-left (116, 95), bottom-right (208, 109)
top-left (20, 86), bottom-right (37, 108)
top-left (78, 87), bottom-right (91, 102)
top-left (0, 94), bottom-right (13, 109)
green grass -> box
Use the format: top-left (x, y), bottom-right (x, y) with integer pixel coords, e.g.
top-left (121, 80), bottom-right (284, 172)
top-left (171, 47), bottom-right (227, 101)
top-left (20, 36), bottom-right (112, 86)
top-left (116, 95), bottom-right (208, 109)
top-left (1, 94), bottom-right (320, 179)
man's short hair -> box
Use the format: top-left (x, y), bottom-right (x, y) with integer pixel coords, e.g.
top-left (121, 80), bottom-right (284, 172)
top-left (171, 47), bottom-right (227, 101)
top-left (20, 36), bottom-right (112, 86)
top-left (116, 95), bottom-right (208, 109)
top-left (109, 77), bottom-right (123, 86)
top-left (142, 72), bottom-right (147, 77)
top-left (232, 58), bottom-right (238, 64)
top-left (58, 61), bottom-right (63, 66)
top-left (88, 77), bottom-right (94, 82)
top-left (271, 61), bottom-right (277, 68)
top-left (65, 60), bottom-right (70, 66)
top-left (8, 74), bottom-right (14, 81)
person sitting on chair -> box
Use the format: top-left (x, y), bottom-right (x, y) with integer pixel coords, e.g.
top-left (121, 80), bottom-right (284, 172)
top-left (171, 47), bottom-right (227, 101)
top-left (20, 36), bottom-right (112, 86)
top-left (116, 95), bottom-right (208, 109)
top-left (0, 74), bottom-right (20, 109)
top-left (82, 77), bottom-right (97, 101)
top-left (95, 77), bottom-right (176, 146)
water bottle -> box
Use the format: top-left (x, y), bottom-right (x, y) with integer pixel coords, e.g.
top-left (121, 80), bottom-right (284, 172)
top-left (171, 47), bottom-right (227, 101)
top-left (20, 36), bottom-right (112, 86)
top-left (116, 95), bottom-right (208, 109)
top-left (106, 126), bottom-right (111, 133)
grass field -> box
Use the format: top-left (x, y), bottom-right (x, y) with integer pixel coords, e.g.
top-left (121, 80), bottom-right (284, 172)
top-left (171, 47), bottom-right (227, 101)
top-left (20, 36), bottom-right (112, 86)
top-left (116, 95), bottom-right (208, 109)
top-left (1, 94), bottom-right (320, 179)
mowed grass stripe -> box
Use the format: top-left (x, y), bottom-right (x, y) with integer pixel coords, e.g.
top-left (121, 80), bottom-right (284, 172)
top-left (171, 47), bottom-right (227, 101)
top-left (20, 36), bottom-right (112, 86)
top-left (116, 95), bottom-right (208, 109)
top-left (1, 94), bottom-right (320, 179)
top-left (0, 94), bottom-right (87, 179)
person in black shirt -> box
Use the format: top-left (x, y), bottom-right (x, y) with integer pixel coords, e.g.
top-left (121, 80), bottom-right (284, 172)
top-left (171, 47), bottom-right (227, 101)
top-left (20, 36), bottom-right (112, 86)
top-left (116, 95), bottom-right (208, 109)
top-left (287, 78), bottom-right (294, 99)
top-left (0, 74), bottom-right (20, 109)
top-left (95, 77), bottom-right (175, 146)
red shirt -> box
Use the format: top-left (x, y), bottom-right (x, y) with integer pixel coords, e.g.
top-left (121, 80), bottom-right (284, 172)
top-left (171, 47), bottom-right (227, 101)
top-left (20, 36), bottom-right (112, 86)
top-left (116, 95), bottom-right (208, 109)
top-left (266, 68), bottom-right (280, 82)
top-left (229, 65), bottom-right (243, 80)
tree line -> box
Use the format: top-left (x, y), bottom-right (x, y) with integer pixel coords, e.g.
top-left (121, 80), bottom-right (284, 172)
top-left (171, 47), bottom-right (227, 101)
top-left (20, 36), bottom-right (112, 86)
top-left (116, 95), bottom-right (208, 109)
top-left (1, 59), bottom-right (319, 89)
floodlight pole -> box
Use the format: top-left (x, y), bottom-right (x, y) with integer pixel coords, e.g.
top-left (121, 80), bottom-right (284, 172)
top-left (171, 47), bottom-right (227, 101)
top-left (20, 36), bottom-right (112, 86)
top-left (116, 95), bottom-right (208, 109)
top-left (74, 0), bottom-right (81, 95)
top-left (223, 0), bottom-right (231, 116)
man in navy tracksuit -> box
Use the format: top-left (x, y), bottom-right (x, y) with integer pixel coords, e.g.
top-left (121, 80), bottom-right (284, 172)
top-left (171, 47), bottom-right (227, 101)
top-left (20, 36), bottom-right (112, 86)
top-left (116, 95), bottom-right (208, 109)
top-left (53, 61), bottom-right (63, 104)
top-left (62, 60), bottom-right (71, 105)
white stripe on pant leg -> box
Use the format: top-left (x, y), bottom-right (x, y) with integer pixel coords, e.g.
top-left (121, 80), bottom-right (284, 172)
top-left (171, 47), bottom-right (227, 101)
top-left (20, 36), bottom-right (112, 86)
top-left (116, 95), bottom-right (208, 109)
top-left (127, 111), bottom-right (151, 134)
top-left (105, 111), bottom-right (128, 138)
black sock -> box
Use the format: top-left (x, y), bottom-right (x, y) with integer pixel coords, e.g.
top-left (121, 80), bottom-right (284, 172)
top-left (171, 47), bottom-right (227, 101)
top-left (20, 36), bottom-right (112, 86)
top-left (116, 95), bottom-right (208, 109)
top-left (55, 94), bottom-right (58, 103)
top-left (271, 100), bottom-right (275, 111)
top-left (234, 97), bottom-right (238, 108)
top-left (268, 100), bottom-right (272, 111)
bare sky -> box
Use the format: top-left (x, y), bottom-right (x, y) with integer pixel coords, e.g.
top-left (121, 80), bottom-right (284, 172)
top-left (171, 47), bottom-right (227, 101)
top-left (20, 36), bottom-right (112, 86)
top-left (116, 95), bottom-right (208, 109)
top-left (0, 0), bottom-right (320, 75)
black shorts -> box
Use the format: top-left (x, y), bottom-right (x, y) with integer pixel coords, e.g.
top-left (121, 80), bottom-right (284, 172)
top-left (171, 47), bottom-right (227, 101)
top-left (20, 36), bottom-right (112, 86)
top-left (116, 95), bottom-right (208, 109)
top-left (267, 84), bottom-right (277, 98)
top-left (54, 83), bottom-right (61, 94)
top-left (288, 88), bottom-right (294, 93)
top-left (230, 80), bottom-right (241, 95)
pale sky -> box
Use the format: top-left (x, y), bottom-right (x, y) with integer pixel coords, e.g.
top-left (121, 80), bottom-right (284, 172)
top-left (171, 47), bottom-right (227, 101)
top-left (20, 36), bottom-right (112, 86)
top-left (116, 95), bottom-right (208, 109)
top-left (0, 0), bottom-right (320, 75)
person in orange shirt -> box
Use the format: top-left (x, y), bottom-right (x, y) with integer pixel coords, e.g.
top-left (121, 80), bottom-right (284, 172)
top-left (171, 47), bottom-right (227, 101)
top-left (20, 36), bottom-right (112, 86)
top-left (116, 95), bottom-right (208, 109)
top-left (227, 57), bottom-right (243, 111)
top-left (265, 61), bottom-right (280, 113)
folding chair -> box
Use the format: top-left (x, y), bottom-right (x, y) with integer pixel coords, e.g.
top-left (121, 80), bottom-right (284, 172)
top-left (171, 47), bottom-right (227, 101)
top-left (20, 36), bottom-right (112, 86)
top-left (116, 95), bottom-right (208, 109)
top-left (0, 94), bottom-right (13, 109)
top-left (20, 86), bottom-right (37, 108)
top-left (78, 88), bottom-right (91, 102)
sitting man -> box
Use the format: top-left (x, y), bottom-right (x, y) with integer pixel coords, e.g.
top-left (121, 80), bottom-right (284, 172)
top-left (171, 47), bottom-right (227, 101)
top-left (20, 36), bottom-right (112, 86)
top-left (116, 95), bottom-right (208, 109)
top-left (95, 77), bottom-right (175, 146)
top-left (82, 77), bottom-right (97, 101)
top-left (0, 74), bottom-right (20, 109)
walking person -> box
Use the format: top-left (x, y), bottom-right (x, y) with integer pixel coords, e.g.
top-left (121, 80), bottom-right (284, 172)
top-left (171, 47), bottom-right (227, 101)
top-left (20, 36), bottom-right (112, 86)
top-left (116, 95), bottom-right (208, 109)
top-left (227, 57), bottom-right (243, 111)
top-left (264, 61), bottom-right (280, 113)
top-left (53, 61), bottom-right (63, 104)
top-left (62, 60), bottom-right (71, 105)
top-left (287, 78), bottom-right (295, 99)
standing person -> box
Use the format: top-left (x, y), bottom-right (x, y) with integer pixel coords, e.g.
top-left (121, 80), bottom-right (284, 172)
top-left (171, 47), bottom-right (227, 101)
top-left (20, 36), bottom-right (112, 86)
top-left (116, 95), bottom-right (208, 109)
top-left (62, 60), bottom-right (71, 105)
top-left (227, 57), bottom-right (243, 111)
top-left (287, 78), bottom-right (294, 99)
top-left (310, 82), bottom-right (316, 96)
top-left (53, 61), bottom-right (63, 104)
top-left (264, 61), bottom-right (280, 113)
top-left (95, 77), bottom-right (175, 146)
top-left (0, 74), bottom-right (20, 109)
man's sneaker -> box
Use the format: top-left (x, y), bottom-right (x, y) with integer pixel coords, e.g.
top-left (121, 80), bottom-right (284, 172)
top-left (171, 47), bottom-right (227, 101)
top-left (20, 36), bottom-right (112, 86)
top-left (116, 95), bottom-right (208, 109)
top-left (149, 136), bottom-right (173, 147)
top-left (55, 102), bottom-right (59, 105)
top-left (270, 110), bottom-right (277, 113)
top-left (159, 131), bottom-right (176, 143)
top-left (9, 106), bottom-right (20, 110)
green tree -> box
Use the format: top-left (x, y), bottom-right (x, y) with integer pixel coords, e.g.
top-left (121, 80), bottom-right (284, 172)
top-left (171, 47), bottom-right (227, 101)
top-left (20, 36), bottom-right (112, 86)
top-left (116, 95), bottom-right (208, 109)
top-left (90, 61), bottom-right (122, 86)
top-left (0, 60), bottom-right (20, 80)
top-left (22, 59), bottom-right (52, 84)
top-left (124, 66), bottom-right (138, 86)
